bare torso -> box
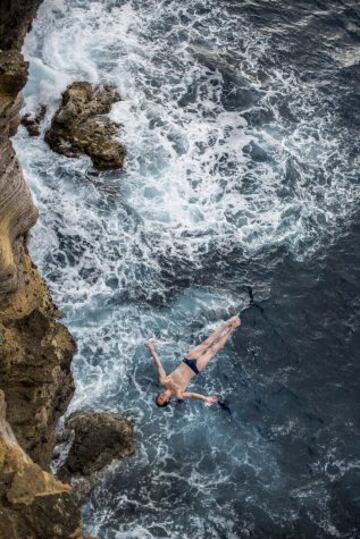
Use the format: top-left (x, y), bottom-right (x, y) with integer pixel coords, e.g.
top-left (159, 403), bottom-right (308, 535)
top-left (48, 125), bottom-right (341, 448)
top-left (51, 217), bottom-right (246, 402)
top-left (161, 362), bottom-right (195, 396)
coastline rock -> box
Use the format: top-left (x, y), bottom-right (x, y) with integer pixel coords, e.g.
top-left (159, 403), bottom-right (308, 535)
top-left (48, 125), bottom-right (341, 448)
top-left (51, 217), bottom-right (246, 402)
top-left (45, 81), bottom-right (126, 169)
top-left (0, 1), bottom-right (76, 473)
top-left (0, 3), bottom-right (86, 537)
top-left (0, 54), bottom-right (77, 466)
top-left (21, 104), bottom-right (47, 136)
top-left (0, 50), bottom-right (39, 296)
top-left (0, 390), bottom-right (84, 539)
top-left (0, 3), bottom-right (131, 538)
top-left (0, 287), bottom-right (76, 468)
top-left (0, 1), bottom-right (43, 50)
top-left (59, 411), bottom-right (134, 479)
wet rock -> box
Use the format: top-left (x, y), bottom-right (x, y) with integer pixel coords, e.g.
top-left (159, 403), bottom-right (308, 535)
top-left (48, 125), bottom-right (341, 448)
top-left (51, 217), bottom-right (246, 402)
top-left (0, 50), bottom-right (28, 97)
top-left (0, 390), bottom-right (84, 539)
top-left (0, 1), bottom-right (43, 51)
top-left (0, 50), bottom-right (39, 297)
top-left (59, 411), bottom-right (134, 479)
top-left (45, 81), bottom-right (126, 169)
top-left (243, 141), bottom-right (270, 163)
top-left (21, 104), bottom-right (47, 136)
top-left (0, 288), bottom-right (77, 468)
top-left (0, 2), bottom-right (94, 538)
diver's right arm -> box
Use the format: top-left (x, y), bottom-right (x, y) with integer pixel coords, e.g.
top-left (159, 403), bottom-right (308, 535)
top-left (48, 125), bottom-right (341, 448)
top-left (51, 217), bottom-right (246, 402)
top-left (146, 339), bottom-right (167, 382)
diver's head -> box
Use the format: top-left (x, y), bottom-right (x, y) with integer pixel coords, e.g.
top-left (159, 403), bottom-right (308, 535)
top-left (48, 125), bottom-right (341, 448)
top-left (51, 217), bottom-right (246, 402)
top-left (155, 391), bottom-right (171, 407)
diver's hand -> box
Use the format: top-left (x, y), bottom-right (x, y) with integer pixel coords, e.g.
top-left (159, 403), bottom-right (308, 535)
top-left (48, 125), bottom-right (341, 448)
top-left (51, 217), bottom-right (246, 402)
top-left (146, 338), bottom-right (155, 351)
top-left (205, 396), bottom-right (219, 405)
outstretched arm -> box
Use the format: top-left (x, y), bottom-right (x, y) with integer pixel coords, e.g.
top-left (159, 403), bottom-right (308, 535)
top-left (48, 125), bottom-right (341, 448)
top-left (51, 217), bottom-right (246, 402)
top-left (146, 339), bottom-right (167, 382)
top-left (182, 392), bottom-right (218, 405)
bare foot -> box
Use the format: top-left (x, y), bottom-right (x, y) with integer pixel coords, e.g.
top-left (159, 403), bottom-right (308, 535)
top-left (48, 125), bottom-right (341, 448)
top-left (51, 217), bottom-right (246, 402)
top-left (228, 315), bottom-right (241, 328)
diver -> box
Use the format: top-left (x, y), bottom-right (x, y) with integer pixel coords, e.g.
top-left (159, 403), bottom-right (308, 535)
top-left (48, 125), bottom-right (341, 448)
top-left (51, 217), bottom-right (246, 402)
top-left (146, 315), bottom-right (241, 407)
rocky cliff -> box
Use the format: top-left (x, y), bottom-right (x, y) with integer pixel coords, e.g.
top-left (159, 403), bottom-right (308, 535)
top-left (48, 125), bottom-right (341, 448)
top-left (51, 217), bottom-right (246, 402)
top-left (0, 2), bottom-right (85, 537)
top-left (0, 390), bottom-right (84, 539)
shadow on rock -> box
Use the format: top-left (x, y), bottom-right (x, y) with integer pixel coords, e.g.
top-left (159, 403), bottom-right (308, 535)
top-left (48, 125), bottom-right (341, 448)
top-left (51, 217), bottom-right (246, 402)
top-left (57, 410), bottom-right (134, 501)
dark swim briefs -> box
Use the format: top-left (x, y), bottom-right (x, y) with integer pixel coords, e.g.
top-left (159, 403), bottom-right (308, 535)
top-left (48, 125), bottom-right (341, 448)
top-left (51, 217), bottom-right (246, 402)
top-left (182, 357), bottom-right (200, 375)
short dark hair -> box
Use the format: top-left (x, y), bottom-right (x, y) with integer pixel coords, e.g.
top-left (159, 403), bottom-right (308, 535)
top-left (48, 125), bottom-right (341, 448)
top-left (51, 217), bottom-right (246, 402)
top-left (155, 394), bottom-right (170, 407)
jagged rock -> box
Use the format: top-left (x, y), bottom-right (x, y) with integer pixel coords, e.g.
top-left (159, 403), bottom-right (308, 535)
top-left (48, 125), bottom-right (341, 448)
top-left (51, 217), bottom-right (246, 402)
top-left (0, 3), bottom-right (126, 538)
top-left (0, 7), bottom-right (77, 474)
top-left (0, 1), bottom-right (43, 51)
top-left (0, 288), bottom-right (76, 468)
top-left (0, 390), bottom-right (84, 539)
top-left (0, 50), bottom-right (39, 296)
top-left (21, 104), bottom-right (47, 136)
top-left (45, 81), bottom-right (126, 169)
top-left (60, 411), bottom-right (134, 479)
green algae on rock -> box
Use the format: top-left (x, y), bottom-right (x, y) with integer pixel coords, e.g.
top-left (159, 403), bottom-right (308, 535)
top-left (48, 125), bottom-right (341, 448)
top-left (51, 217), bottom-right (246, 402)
top-left (45, 81), bottom-right (126, 170)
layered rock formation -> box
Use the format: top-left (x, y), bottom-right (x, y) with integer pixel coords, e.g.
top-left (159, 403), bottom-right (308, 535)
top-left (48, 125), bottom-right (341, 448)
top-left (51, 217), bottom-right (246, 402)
top-left (0, 6), bottom-right (76, 473)
top-left (0, 390), bottom-right (83, 539)
top-left (45, 81), bottom-right (126, 169)
top-left (0, 2), bottom-right (83, 537)
top-left (0, 50), bottom-right (38, 296)
top-left (0, 4), bottom-right (134, 537)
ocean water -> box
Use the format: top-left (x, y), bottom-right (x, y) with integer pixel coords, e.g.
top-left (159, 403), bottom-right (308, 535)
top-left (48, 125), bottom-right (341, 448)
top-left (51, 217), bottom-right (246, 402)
top-left (13, 0), bottom-right (360, 537)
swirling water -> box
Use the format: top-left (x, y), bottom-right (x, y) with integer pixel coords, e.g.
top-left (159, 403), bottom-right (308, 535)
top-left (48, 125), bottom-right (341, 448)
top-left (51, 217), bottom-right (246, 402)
top-left (13, 0), bottom-right (360, 537)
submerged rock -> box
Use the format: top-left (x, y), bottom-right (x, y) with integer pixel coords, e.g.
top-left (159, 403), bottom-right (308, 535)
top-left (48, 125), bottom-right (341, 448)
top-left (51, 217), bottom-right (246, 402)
top-left (45, 81), bottom-right (126, 169)
top-left (21, 104), bottom-right (47, 136)
top-left (59, 410), bottom-right (134, 479)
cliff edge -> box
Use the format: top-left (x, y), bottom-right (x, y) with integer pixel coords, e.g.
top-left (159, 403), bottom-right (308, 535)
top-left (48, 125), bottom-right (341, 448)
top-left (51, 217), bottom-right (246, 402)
top-left (0, 2), bottom-right (85, 537)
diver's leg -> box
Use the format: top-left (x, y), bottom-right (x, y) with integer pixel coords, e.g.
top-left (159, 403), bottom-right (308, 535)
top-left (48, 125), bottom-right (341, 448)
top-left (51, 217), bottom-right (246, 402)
top-left (186, 317), bottom-right (237, 360)
top-left (195, 327), bottom-right (235, 371)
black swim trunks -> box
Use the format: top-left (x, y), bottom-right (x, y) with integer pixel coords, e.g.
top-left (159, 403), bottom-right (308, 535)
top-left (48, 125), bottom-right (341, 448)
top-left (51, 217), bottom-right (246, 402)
top-left (182, 357), bottom-right (200, 375)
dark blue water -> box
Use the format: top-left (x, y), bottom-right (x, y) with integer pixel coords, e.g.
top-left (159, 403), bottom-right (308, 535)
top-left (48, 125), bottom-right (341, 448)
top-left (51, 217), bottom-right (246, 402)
top-left (14, 0), bottom-right (360, 537)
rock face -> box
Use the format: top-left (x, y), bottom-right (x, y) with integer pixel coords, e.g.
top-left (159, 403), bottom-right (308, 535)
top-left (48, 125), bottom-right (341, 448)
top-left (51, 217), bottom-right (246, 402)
top-left (60, 411), bottom-right (134, 479)
top-left (0, 0), bottom-right (43, 50)
top-left (0, 2), bottom-right (85, 538)
top-left (0, 4), bottom-right (133, 538)
top-left (45, 81), bottom-right (126, 169)
top-left (0, 390), bottom-right (83, 539)
top-left (0, 293), bottom-right (76, 468)
top-left (0, 40), bottom-right (76, 473)
top-left (0, 50), bottom-right (39, 296)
